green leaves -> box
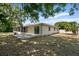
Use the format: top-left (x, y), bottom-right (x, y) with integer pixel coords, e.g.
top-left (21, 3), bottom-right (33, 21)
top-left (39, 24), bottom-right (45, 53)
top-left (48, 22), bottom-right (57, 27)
top-left (69, 8), bottom-right (74, 15)
top-left (55, 7), bottom-right (62, 13)
top-left (59, 3), bottom-right (66, 8)
top-left (55, 21), bottom-right (78, 34)
top-left (0, 3), bottom-right (79, 32)
top-left (0, 4), bottom-right (19, 32)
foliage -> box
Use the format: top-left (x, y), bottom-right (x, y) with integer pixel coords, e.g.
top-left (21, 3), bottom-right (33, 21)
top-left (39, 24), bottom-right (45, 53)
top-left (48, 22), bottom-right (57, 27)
top-left (0, 3), bottom-right (79, 32)
top-left (55, 21), bottom-right (78, 34)
top-left (22, 3), bottom-right (79, 21)
top-left (55, 22), bottom-right (71, 30)
top-left (70, 22), bottom-right (78, 34)
top-left (0, 4), bottom-right (19, 32)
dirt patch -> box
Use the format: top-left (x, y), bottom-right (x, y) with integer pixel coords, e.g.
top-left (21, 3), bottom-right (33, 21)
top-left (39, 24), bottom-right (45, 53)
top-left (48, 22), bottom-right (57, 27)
top-left (52, 33), bottom-right (79, 39)
top-left (0, 33), bottom-right (79, 56)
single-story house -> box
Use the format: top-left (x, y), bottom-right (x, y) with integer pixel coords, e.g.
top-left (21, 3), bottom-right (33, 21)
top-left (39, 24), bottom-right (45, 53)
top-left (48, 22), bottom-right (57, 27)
top-left (13, 23), bottom-right (59, 38)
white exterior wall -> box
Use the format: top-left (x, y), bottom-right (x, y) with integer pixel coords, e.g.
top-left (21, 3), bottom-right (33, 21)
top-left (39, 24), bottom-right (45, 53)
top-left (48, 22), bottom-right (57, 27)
top-left (13, 24), bottom-right (58, 36)
top-left (27, 25), bottom-right (42, 35)
top-left (42, 26), bottom-right (58, 35)
top-left (27, 26), bottom-right (34, 34)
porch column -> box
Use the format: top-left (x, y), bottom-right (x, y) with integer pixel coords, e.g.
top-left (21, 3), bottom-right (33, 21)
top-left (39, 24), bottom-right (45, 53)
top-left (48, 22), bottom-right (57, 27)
top-left (20, 27), bottom-right (21, 32)
top-left (40, 25), bottom-right (42, 35)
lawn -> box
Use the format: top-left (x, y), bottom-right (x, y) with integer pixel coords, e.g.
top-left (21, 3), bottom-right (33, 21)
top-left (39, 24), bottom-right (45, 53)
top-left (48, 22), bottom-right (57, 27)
top-left (0, 33), bottom-right (79, 56)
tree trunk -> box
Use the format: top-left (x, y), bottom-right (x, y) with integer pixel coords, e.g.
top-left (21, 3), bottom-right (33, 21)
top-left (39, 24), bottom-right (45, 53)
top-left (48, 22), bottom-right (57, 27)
top-left (72, 30), bottom-right (77, 35)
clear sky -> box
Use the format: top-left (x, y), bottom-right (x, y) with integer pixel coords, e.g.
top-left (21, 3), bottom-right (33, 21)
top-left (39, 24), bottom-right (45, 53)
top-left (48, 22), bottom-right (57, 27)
top-left (24, 4), bottom-right (79, 25)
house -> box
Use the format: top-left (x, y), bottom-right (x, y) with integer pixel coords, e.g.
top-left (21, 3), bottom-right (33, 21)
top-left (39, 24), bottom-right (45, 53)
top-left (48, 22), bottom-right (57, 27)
top-left (13, 23), bottom-right (59, 38)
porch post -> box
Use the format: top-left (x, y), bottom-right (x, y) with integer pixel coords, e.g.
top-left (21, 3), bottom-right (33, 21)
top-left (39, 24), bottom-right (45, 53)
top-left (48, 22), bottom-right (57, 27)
top-left (40, 24), bottom-right (42, 36)
top-left (20, 27), bottom-right (21, 32)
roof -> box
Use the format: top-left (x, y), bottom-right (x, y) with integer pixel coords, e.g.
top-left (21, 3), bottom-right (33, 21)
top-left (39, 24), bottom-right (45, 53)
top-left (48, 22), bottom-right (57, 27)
top-left (14, 23), bottom-right (57, 28)
top-left (24, 23), bottom-right (53, 26)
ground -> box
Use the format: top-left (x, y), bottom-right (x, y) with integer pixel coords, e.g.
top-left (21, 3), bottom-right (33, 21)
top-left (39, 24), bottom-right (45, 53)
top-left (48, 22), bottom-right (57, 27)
top-left (0, 33), bottom-right (79, 56)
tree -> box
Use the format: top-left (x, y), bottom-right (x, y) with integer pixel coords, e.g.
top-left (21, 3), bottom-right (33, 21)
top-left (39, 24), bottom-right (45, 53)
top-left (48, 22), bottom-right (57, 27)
top-left (0, 3), bottom-right (79, 32)
top-left (55, 21), bottom-right (78, 34)
top-left (55, 22), bottom-right (71, 31)
top-left (70, 22), bottom-right (78, 35)
top-left (0, 4), bottom-right (20, 32)
top-left (22, 3), bottom-right (79, 21)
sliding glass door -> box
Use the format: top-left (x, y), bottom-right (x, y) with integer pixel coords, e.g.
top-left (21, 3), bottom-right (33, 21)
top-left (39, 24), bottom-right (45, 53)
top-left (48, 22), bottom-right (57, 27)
top-left (34, 26), bottom-right (39, 34)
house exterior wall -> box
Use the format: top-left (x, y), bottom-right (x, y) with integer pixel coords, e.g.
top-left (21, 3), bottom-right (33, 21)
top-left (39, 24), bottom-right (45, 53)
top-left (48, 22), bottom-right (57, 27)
top-left (27, 26), bottom-right (34, 34)
top-left (26, 25), bottom-right (42, 35)
top-left (41, 25), bottom-right (58, 35)
top-left (13, 24), bottom-right (59, 36)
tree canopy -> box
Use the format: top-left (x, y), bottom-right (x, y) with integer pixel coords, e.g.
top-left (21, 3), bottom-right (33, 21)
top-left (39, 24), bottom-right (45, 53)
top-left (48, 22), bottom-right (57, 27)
top-left (0, 3), bottom-right (79, 32)
top-left (0, 4), bottom-right (19, 32)
top-left (55, 21), bottom-right (79, 34)
top-left (22, 3), bottom-right (79, 21)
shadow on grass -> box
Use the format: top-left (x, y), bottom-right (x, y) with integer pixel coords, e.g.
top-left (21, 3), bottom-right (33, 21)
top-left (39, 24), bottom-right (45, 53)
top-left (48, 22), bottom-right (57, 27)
top-left (0, 35), bottom-right (79, 56)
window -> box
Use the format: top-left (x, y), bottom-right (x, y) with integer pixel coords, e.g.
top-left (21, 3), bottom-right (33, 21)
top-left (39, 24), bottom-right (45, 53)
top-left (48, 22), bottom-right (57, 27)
top-left (48, 27), bottom-right (51, 31)
top-left (23, 27), bottom-right (26, 32)
top-left (54, 28), bottom-right (55, 31)
top-left (25, 27), bottom-right (28, 32)
top-left (34, 26), bottom-right (39, 34)
top-left (21, 27), bottom-right (28, 32)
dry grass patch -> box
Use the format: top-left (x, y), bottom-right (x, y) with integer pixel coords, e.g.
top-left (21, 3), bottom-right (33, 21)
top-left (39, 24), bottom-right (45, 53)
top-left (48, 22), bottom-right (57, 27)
top-left (0, 33), bottom-right (79, 56)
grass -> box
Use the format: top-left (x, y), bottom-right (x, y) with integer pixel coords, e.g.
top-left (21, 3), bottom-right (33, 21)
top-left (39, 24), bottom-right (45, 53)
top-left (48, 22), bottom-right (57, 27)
top-left (0, 33), bottom-right (79, 56)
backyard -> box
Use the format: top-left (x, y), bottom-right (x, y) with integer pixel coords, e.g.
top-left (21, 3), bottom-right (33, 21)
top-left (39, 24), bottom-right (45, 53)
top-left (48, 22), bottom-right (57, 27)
top-left (0, 33), bottom-right (79, 56)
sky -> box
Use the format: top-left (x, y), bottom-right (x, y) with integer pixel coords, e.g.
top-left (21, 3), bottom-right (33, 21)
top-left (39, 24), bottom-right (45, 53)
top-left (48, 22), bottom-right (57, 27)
top-left (24, 4), bottom-right (79, 25)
